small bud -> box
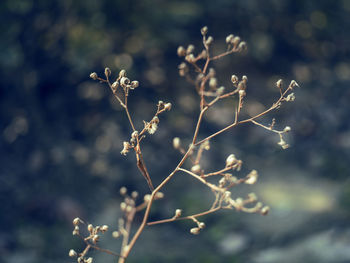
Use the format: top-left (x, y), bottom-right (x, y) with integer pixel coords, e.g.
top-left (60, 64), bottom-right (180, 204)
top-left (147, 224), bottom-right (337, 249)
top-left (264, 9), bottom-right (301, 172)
top-left (130, 80), bottom-right (139, 89)
top-left (104, 67), bottom-right (111, 77)
top-left (92, 234), bottom-right (99, 243)
top-left (290, 80), bottom-right (299, 88)
top-left (216, 86), bottom-right (225, 96)
top-left (276, 79), bottom-right (283, 89)
top-left (155, 192), bottom-right (164, 199)
top-left (238, 41), bottom-right (247, 51)
top-left (231, 75), bottom-right (239, 84)
top-left (72, 226), bottom-right (79, 236)
top-left (164, 103), bottom-right (172, 111)
top-left (69, 249), bottom-right (77, 257)
top-left (248, 192), bottom-right (258, 201)
top-left (201, 26), bottom-right (208, 35)
top-left (286, 93), bottom-right (295, 102)
top-left (191, 164), bottom-right (201, 174)
top-left (186, 44), bottom-right (195, 54)
top-left (131, 191), bottom-right (138, 199)
top-left (120, 186), bottom-right (127, 195)
top-left (73, 217), bottom-right (81, 226)
top-left (242, 75), bottom-right (248, 82)
top-left (144, 194), bottom-right (151, 202)
top-left (126, 205), bottom-right (133, 213)
top-left (120, 202), bottom-right (127, 211)
top-left (199, 222), bottom-right (206, 229)
top-left (223, 191), bottom-right (231, 201)
top-left (87, 224), bottom-right (94, 233)
top-left (86, 257), bottom-right (93, 263)
top-left (283, 126), bottom-right (291, 132)
top-left (239, 90), bottom-right (246, 97)
top-left (112, 231), bottom-right (120, 238)
top-left (175, 209), bottom-right (182, 218)
top-left (205, 36), bottom-right (214, 46)
top-left (121, 141), bottom-right (131, 156)
top-left (232, 36), bottom-right (241, 47)
top-left (245, 170), bottom-right (258, 184)
top-left (131, 130), bottom-right (139, 140)
top-left (90, 72), bottom-right (98, 80)
top-left (219, 177), bottom-right (226, 187)
top-left (185, 54), bottom-right (195, 63)
top-left (101, 225), bottom-right (109, 232)
top-left (177, 46), bottom-right (186, 57)
top-left (119, 69), bottom-right (126, 78)
top-left (120, 77), bottom-right (130, 86)
top-left (226, 154), bottom-right (237, 167)
top-left (278, 137), bottom-right (289, 149)
top-left (226, 34), bottom-right (234, 44)
top-left (173, 137), bottom-right (181, 149)
top-left (209, 78), bottom-right (217, 88)
top-left (261, 206), bottom-right (270, 215)
top-left (111, 81), bottom-right (118, 90)
top-left (190, 227), bottom-right (200, 235)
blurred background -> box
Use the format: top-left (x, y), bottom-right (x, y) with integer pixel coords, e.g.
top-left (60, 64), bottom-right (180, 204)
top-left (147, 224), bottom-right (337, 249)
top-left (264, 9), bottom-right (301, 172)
top-left (1, 0), bottom-right (350, 262)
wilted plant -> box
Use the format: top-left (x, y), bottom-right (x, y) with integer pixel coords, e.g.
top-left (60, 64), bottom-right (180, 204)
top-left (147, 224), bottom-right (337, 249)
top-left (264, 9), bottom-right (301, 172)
top-left (70, 27), bottom-right (299, 263)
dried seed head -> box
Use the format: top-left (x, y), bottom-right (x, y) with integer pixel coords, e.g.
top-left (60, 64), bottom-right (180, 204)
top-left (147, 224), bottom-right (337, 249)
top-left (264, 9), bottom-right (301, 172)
top-left (69, 249), bottom-right (77, 257)
top-left (144, 194), bottom-right (151, 202)
top-left (186, 44), bottom-right (195, 54)
top-left (261, 206), bottom-right (270, 215)
top-left (120, 202), bottom-right (127, 211)
top-left (155, 192), bottom-right (164, 199)
top-left (219, 177), bottom-right (226, 187)
top-left (104, 67), bottom-right (111, 77)
top-left (126, 205), bottom-right (133, 213)
top-left (131, 130), bottom-right (139, 140)
top-left (286, 93), bottom-right (295, 102)
top-left (112, 231), bottom-right (120, 238)
top-left (205, 36), bottom-right (214, 46)
top-left (92, 234), bottom-right (99, 243)
top-left (164, 103), bottom-right (172, 111)
top-left (248, 192), bottom-right (258, 201)
top-left (87, 224), bottom-right (94, 233)
top-left (201, 26), bottom-right (208, 35)
top-left (203, 140), bottom-right (210, 150)
top-left (86, 257), bottom-right (93, 263)
top-left (278, 137), bottom-right (289, 149)
top-left (216, 86), bottom-right (225, 96)
top-left (238, 41), bottom-right (247, 51)
top-left (223, 191), bottom-right (231, 200)
top-left (72, 225), bottom-right (79, 235)
top-left (90, 72), bottom-right (98, 80)
top-left (131, 191), bottom-right (138, 199)
top-left (231, 75), bottom-right (239, 84)
top-left (73, 217), bottom-right (81, 226)
top-left (130, 80), bottom-right (139, 89)
top-left (120, 77), bottom-right (130, 87)
top-left (290, 80), bottom-right (299, 88)
top-left (191, 164), bottom-right (201, 174)
top-left (119, 69), bottom-right (126, 78)
top-left (175, 209), bottom-right (182, 218)
top-left (199, 222), bottom-right (206, 229)
top-left (226, 154), bottom-right (237, 167)
top-left (101, 225), bottom-right (109, 232)
top-left (276, 79), bottom-right (283, 89)
top-left (242, 75), bottom-right (248, 82)
top-left (283, 126), bottom-right (291, 132)
top-left (209, 78), bottom-right (217, 88)
top-left (239, 89), bottom-right (246, 97)
top-left (173, 137), bottom-right (181, 149)
top-left (121, 141), bottom-right (131, 156)
top-left (245, 170), bottom-right (258, 184)
top-left (190, 227), bottom-right (200, 235)
top-left (177, 46), bottom-right (186, 57)
top-left (226, 34), bottom-right (234, 44)
top-left (185, 54), bottom-right (196, 63)
top-left (147, 122), bottom-right (158, 134)
top-left (111, 81), bottom-right (118, 90)
top-left (120, 186), bottom-right (127, 195)
top-left (232, 36), bottom-right (241, 47)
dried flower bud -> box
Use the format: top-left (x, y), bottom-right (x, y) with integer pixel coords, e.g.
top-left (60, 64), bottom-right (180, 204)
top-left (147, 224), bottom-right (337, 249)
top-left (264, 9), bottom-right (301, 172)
top-left (173, 137), bottom-right (181, 149)
top-left (90, 72), bottom-right (98, 80)
top-left (278, 137), bottom-right (289, 149)
top-left (199, 222), bottom-right (206, 229)
top-left (112, 231), bottom-right (120, 238)
top-left (201, 26), bottom-right (208, 35)
top-left (104, 67), bottom-right (111, 77)
top-left (92, 234), bottom-right (99, 243)
top-left (126, 205), bottom-right (133, 213)
top-left (191, 164), bottom-right (201, 174)
top-left (226, 34), bottom-right (234, 44)
top-left (186, 44), bottom-right (195, 54)
top-left (209, 78), bottom-right (217, 88)
top-left (190, 227), bottom-right (200, 235)
top-left (147, 122), bottom-right (158, 134)
top-left (164, 103), bottom-right (172, 111)
top-left (290, 80), bottom-right (299, 88)
top-left (155, 192), bottom-right (164, 199)
top-left (131, 130), bottom-right (139, 140)
top-left (238, 41), bottom-right (247, 51)
top-left (283, 126), bottom-right (291, 132)
top-left (231, 75), bottom-right (238, 84)
top-left (185, 54), bottom-right (195, 63)
top-left (111, 81), bottom-right (119, 90)
top-left (216, 86), bottom-right (225, 96)
top-left (219, 177), bottom-right (226, 187)
top-left (245, 170), bottom-right (258, 184)
top-left (121, 141), bottom-right (131, 156)
top-left (86, 257), bottom-right (93, 263)
top-left (224, 191), bottom-right (231, 200)
top-left (177, 46), bottom-right (186, 57)
top-left (226, 154), bottom-right (237, 167)
top-left (120, 202), bottom-right (127, 211)
top-left (73, 217), bottom-right (81, 226)
top-left (120, 77), bottom-right (130, 86)
top-left (144, 194), bottom-right (151, 202)
top-left (69, 249), bottom-right (77, 257)
top-left (205, 36), bottom-right (214, 46)
top-left (232, 36), bottom-right (241, 47)
top-left (276, 79), bottom-right (283, 89)
top-left (242, 75), bottom-right (248, 82)
top-left (239, 89), bottom-right (246, 97)
top-left (130, 80), bottom-right (139, 89)
top-left (119, 69), bottom-right (126, 78)
top-left (175, 209), bottom-right (182, 218)
top-left (261, 206), bottom-right (270, 215)
top-left (72, 226), bottom-right (79, 235)
top-left (120, 186), bottom-right (127, 195)
top-left (131, 191), bottom-right (138, 199)
top-left (101, 225), bottom-right (109, 232)
top-left (87, 224), bottom-right (94, 232)
top-left (248, 192), bottom-right (258, 201)
top-left (286, 93), bottom-right (295, 102)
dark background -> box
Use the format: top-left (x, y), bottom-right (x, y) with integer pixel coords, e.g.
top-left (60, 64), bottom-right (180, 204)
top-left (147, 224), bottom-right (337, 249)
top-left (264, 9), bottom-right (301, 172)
top-left (1, 0), bottom-right (350, 262)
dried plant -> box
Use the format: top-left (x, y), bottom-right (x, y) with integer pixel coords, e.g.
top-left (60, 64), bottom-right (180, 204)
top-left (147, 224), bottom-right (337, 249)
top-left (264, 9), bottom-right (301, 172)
top-left (69, 27), bottom-right (299, 263)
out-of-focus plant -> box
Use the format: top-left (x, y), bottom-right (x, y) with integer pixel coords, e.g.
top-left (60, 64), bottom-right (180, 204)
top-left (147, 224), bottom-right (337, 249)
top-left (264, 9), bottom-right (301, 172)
top-left (69, 27), bottom-right (299, 263)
